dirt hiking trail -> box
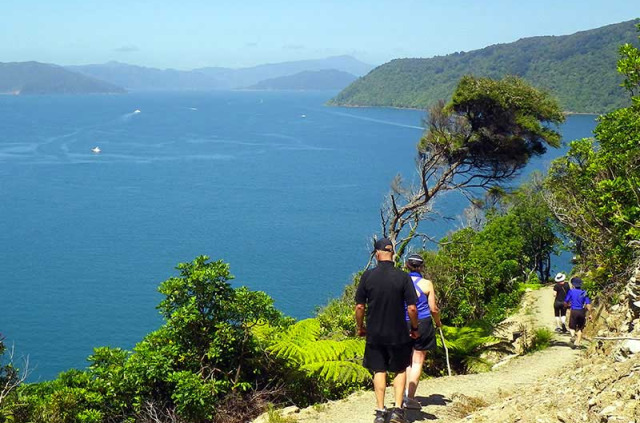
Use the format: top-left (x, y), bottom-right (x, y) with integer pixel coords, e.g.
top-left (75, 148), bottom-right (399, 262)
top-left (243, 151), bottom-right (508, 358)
top-left (294, 286), bottom-right (581, 423)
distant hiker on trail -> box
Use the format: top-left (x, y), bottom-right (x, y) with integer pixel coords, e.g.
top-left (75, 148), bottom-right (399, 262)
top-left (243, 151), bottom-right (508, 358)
top-left (402, 253), bottom-right (442, 411)
top-left (355, 238), bottom-right (419, 423)
top-left (564, 277), bottom-right (593, 349)
top-left (553, 272), bottom-right (570, 333)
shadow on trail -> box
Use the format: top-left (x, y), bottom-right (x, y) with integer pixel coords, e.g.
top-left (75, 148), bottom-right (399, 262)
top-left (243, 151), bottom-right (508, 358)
top-left (405, 410), bottom-right (437, 422)
top-left (550, 332), bottom-right (574, 348)
top-left (417, 394), bottom-right (449, 407)
top-left (404, 394), bottom-right (449, 421)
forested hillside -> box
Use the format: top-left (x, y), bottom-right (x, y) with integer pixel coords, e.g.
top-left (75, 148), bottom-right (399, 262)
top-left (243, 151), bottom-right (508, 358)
top-left (330, 19), bottom-right (639, 113)
top-left (246, 69), bottom-right (357, 90)
top-left (0, 62), bottom-right (125, 95)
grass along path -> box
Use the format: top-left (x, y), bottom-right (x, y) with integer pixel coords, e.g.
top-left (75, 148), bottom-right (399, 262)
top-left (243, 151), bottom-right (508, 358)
top-left (292, 287), bottom-right (581, 422)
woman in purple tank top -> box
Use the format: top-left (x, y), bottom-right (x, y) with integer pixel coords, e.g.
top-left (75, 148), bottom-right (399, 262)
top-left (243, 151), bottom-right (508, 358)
top-left (402, 254), bottom-right (442, 410)
top-left (564, 277), bottom-right (592, 349)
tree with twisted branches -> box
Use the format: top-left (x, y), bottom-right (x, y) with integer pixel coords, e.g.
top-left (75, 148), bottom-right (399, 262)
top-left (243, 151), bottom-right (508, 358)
top-left (379, 75), bottom-right (565, 259)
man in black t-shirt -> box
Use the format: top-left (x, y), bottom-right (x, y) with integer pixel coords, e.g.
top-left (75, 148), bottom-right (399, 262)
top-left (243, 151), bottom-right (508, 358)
top-left (355, 238), bottom-right (418, 423)
top-left (552, 272), bottom-right (570, 332)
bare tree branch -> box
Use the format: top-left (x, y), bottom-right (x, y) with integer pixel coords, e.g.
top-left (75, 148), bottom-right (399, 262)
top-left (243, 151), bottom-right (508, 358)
top-left (0, 343), bottom-right (30, 408)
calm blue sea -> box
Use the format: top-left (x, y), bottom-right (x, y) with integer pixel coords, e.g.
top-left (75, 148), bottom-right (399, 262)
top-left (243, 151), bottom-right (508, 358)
top-left (0, 91), bottom-right (597, 380)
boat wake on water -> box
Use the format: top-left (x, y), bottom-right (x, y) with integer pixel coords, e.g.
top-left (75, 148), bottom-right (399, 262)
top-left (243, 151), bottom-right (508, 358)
top-left (321, 110), bottom-right (424, 130)
top-left (119, 109), bottom-right (142, 122)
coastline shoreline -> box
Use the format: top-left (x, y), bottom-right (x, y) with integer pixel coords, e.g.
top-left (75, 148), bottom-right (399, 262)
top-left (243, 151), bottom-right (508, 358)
top-left (326, 102), bottom-right (601, 116)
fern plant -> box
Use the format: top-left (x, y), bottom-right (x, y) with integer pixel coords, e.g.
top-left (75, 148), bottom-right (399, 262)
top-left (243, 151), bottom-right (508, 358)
top-left (263, 319), bottom-right (369, 384)
top-left (437, 323), bottom-right (513, 373)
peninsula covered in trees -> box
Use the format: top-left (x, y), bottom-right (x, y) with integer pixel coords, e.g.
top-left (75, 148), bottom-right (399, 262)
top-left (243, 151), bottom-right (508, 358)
top-left (0, 62), bottom-right (126, 95)
top-left (330, 19), bottom-right (640, 113)
top-left (246, 69), bottom-right (357, 91)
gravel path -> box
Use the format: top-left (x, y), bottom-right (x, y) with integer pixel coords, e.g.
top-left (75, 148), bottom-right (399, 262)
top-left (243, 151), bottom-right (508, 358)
top-left (294, 287), bottom-right (581, 423)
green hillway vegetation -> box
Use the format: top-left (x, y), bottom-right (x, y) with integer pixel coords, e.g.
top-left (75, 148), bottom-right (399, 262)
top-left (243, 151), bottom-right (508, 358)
top-left (329, 19), bottom-right (640, 114)
top-left (1, 27), bottom-right (639, 423)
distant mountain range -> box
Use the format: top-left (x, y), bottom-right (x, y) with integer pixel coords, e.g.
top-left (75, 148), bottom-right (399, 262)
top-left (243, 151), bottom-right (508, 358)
top-left (67, 55), bottom-right (372, 91)
top-left (65, 61), bottom-right (220, 91)
top-left (196, 55), bottom-right (372, 89)
top-left (246, 69), bottom-right (358, 91)
top-left (0, 56), bottom-right (372, 95)
top-left (0, 62), bottom-right (125, 95)
top-left (330, 19), bottom-right (640, 113)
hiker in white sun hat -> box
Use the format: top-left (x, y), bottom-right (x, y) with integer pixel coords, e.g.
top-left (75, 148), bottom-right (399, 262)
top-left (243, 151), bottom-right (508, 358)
top-left (552, 273), bottom-right (569, 332)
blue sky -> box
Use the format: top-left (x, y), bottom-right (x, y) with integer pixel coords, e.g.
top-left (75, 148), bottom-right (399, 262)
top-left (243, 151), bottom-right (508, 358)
top-left (1, 0), bottom-right (637, 69)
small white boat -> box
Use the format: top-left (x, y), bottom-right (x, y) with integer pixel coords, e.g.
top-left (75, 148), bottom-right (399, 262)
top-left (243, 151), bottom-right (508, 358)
top-left (133, 109), bottom-right (141, 114)
top-left (301, 114), bottom-right (307, 118)
top-left (91, 146), bottom-right (101, 154)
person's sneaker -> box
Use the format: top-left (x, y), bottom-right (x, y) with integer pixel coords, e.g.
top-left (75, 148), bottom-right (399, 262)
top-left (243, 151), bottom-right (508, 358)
top-left (562, 324), bottom-right (568, 333)
top-left (555, 327), bottom-right (562, 333)
top-left (402, 396), bottom-right (421, 410)
top-left (389, 407), bottom-right (407, 423)
top-left (373, 408), bottom-right (387, 423)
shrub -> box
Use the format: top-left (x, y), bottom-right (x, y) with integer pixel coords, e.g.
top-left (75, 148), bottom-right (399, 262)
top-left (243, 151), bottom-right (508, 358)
top-left (11, 256), bottom-right (290, 423)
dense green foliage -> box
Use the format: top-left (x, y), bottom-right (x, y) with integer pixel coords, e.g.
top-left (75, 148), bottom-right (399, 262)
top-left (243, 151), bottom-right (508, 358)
top-left (3, 256), bottom-right (290, 422)
top-left (0, 257), bottom-right (375, 423)
top-left (265, 319), bottom-right (367, 384)
top-left (0, 62), bottom-right (125, 95)
top-left (546, 28), bottom-right (640, 290)
top-left (420, 182), bottom-right (559, 326)
top-left (330, 19), bottom-right (639, 113)
top-left (440, 75), bottom-right (564, 169)
top-left (435, 324), bottom-right (513, 374)
top-left (315, 273), bottom-right (361, 338)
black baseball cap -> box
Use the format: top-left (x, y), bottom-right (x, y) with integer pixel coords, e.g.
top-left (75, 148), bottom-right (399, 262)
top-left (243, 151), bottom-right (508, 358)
top-left (373, 237), bottom-right (394, 252)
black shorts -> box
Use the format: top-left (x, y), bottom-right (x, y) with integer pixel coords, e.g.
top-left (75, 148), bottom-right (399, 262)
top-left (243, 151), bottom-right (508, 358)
top-left (569, 309), bottom-right (586, 330)
top-left (407, 318), bottom-right (436, 351)
top-left (363, 342), bottom-right (413, 373)
top-left (554, 301), bottom-right (567, 317)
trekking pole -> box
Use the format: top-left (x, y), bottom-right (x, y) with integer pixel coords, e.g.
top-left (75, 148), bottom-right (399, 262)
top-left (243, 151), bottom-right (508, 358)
top-left (438, 327), bottom-right (452, 376)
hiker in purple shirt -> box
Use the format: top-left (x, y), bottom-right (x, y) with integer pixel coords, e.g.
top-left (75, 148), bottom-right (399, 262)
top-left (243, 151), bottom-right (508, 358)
top-left (564, 277), bottom-right (593, 349)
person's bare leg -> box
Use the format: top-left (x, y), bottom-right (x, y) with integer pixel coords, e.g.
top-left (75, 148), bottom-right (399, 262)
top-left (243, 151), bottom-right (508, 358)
top-left (575, 330), bottom-right (583, 347)
top-left (405, 350), bottom-right (426, 398)
top-left (393, 371), bottom-right (407, 408)
top-left (373, 372), bottom-right (386, 409)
